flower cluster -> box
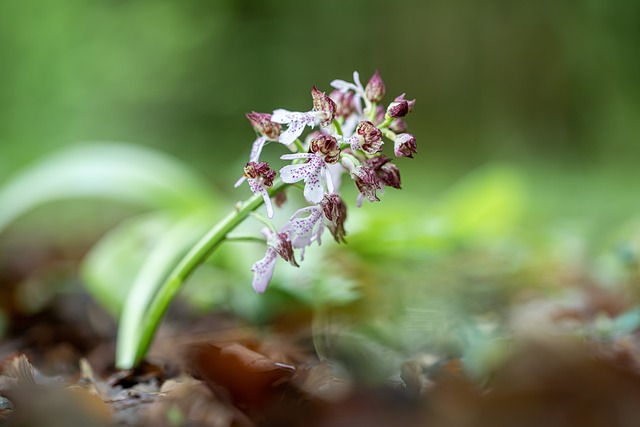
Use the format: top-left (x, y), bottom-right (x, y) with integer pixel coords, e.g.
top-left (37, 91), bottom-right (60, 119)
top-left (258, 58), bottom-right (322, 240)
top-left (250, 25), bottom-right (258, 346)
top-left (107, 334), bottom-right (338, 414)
top-left (236, 71), bottom-right (417, 293)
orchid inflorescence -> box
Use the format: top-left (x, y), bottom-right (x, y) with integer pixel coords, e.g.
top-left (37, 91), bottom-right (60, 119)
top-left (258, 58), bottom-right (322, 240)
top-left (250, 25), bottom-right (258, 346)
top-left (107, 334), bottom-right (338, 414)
top-left (236, 70), bottom-right (417, 293)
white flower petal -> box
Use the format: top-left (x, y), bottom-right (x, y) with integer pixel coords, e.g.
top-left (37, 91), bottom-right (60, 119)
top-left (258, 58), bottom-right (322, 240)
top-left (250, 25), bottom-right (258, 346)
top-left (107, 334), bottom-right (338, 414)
top-left (279, 163), bottom-right (310, 184)
top-left (304, 171), bottom-right (324, 204)
top-left (234, 176), bottom-right (246, 188)
top-left (250, 136), bottom-right (267, 162)
top-left (251, 248), bottom-right (277, 293)
top-left (259, 187), bottom-right (274, 218)
top-left (281, 153), bottom-right (313, 160)
top-left (271, 109), bottom-right (294, 123)
top-left (283, 207), bottom-right (324, 250)
top-left (330, 79), bottom-right (358, 93)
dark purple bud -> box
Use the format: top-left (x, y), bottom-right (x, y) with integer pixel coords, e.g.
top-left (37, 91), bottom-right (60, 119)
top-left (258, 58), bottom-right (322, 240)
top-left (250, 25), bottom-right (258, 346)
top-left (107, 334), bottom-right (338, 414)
top-left (365, 70), bottom-right (386, 103)
top-left (356, 121), bottom-right (384, 155)
top-left (246, 112), bottom-right (282, 140)
top-left (389, 118), bottom-right (407, 133)
top-left (244, 161), bottom-right (276, 187)
top-left (353, 166), bottom-right (381, 203)
top-left (366, 155), bottom-right (402, 189)
top-left (312, 86), bottom-right (337, 127)
top-left (320, 194), bottom-right (348, 243)
top-left (309, 134), bottom-right (341, 164)
top-left (271, 232), bottom-right (299, 267)
top-left (394, 93), bottom-right (415, 113)
top-left (394, 133), bottom-right (417, 158)
top-left (330, 90), bottom-right (356, 118)
top-left (386, 100), bottom-right (409, 118)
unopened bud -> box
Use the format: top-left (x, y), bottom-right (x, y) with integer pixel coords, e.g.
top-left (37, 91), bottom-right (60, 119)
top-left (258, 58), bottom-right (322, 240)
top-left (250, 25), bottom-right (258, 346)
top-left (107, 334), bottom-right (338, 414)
top-left (312, 86), bottom-right (337, 127)
top-left (330, 90), bottom-right (356, 118)
top-left (310, 134), bottom-right (341, 164)
top-left (394, 133), bottom-right (417, 158)
top-left (320, 194), bottom-right (347, 243)
top-left (386, 100), bottom-right (409, 118)
top-left (246, 112), bottom-right (282, 140)
top-left (394, 94), bottom-right (415, 113)
top-left (365, 70), bottom-right (386, 103)
top-left (389, 118), bottom-right (407, 133)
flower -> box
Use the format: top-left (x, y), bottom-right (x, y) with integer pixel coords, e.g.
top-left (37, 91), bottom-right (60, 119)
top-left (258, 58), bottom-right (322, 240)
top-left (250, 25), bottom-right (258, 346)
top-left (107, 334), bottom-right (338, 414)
top-left (330, 89), bottom-right (356, 119)
top-left (235, 161), bottom-right (277, 218)
top-left (282, 205), bottom-right (325, 259)
top-left (279, 134), bottom-right (339, 203)
top-left (251, 230), bottom-right (299, 294)
top-left (386, 100), bottom-right (409, 118)
top-left (389, 118), bottom-right (407, 133)
top-left (394, 133), bottom-right (417, 158)
top-left (331, 71), bottom-right (365, 115)
top-left (246, 112), bottom-right (282, 162)
top-left (271, 86), bottom-right (337, 145)
top-left (342, 156), bottom-right (381, 207)
top-left (365, 70), bottom-right (386, 103)
top-left (366, 155), bottom-right (401, 189)
top-left (345, 121), bottom-right (384, 155)
top-left (320, 194), bottom-right (347, 243)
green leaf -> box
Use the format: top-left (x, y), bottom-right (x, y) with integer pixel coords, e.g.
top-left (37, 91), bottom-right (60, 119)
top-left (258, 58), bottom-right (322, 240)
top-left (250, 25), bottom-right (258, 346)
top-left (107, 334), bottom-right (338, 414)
top-left (116, 210), bottom-right (215, 368)
top-left (81, 212), bottom-right (185, 316)
top-left (116, 180), bottom-right (289, 369)
top-left (0, 142), bottom-right (214, 232)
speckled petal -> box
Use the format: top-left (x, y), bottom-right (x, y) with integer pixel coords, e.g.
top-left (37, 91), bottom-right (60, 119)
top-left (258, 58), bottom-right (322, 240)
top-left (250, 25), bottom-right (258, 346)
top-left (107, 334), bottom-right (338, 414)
top-left (280, 163), bottom-right (311, 184)
top-left (251, 247), bottom-right (277, 293)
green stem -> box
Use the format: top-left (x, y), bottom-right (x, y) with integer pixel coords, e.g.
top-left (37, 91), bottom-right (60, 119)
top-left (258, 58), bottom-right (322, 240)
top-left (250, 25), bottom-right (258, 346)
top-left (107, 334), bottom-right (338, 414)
top-left (120, 179), bottom-right (289, 368)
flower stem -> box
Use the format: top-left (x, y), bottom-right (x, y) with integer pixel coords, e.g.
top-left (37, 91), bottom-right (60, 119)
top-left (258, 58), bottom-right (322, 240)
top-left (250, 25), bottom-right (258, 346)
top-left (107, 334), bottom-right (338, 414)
top-left (118, 179), bottom-right (289, 368)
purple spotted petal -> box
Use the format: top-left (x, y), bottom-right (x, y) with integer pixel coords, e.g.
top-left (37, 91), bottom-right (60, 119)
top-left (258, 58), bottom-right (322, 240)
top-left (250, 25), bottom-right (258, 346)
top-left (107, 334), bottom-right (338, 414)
top-left (251, 247), bottom-right (277, 293)
top-left (249, 178), bottom-right (274, 218)
top-left (271, 109), bottom-right (315, 145)
top-left (282, 206), bottom-right (324, 253)
top-left (280, 155), bottom-right (326, 204)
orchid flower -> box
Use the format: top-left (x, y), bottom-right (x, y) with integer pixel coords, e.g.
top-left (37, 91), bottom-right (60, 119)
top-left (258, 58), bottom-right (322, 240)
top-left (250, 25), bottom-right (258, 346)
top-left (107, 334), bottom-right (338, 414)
top-left (246, 112), bottom-right (282, 162)
top-left (234, 161), bottom-right (276, 218)
top-left (251, 229), bottom-right (299, 293)
top-left (281, 205), bottom-right (324, 260)
top-left (279, 134), bottom-right (340, 204)
top-left (271, 86), bottom-right (336, 145)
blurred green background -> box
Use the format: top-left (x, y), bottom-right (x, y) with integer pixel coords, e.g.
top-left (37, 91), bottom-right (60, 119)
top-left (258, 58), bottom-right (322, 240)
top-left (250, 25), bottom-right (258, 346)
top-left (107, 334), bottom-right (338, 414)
top-left (1, 0), bottom-right (640, 373)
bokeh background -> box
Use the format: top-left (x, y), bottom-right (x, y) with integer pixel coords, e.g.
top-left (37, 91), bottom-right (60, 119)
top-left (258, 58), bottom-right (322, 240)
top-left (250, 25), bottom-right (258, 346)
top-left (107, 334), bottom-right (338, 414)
top-left (1, 0), bottom-right (640, 376)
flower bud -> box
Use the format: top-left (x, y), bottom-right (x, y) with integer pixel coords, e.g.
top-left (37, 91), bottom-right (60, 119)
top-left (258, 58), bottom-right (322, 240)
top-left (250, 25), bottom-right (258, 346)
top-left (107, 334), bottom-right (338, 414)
top-left (320, 194), bottom-right (347, 243)
top-left (389, 118), bottom-right (407, 133)
top-left (365, 70), bottom-right (386, 103)
top-left (330, 90), bottom-right (356, 118)
top-left (309, 134), bottom-right (340, 164)
top-left (394, 93), bottom-right (415, 113)
top-left (394, 133), bottom-right (417, 158)
top-left (386, 100), bottom-right (409, 118)
top-left (244, 161), bottom-right (276, 187)
top-left (312, 86), bottom-right (337, 127)
top-left (246, 112), bottom-right (282, 140)
top-left (356, 121), bottom-right (384, 155)
top-left (366, 155), bottom-right (401, 189)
